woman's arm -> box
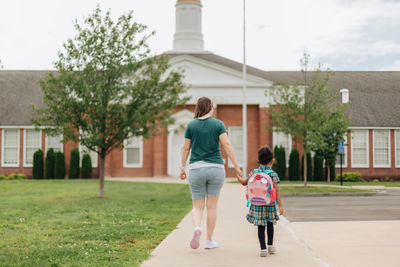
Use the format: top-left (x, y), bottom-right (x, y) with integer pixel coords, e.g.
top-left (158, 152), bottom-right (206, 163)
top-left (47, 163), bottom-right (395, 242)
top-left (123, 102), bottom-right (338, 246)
top-left (274, 182), bottom-right (284, 215)
top-left (219, 132), bottom-right (243, 181)
top-left (179, 138), bottom-right (191, 180)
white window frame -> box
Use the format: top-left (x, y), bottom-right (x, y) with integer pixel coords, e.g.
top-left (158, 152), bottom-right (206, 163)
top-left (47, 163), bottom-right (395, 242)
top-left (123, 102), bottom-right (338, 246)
top-left (45, 134), bottom-right (64, 153)
top-left (228, 126), bottom-right (243, 168)
top-left (1, 128), bottom-right (20, 167)
top-left (373, 130), bottom-right (391, 168)
top-left (79, 144), bottom-right (98, 168)
top-left (123, 136), bottom-right (143, 168)
top-left (351, 130), bottom-right (369, 168)
top-left (335, 135), bottom-right (348, 168)
top-left (23, 129), bottom-right (42, 167)
top-left (272, 128), bottom-right (292, 167)
top-left (396, 130), bottom-right (400, 168)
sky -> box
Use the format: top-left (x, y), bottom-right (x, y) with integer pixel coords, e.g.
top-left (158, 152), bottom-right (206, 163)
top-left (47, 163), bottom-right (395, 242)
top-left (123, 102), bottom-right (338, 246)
top-left (0, 0), bottom-right (399, 71)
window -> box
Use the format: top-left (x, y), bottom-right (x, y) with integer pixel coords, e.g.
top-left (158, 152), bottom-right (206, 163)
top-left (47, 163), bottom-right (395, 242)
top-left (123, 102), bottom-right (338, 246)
top-left (396, 131), bottom-right (400, 168)
top-left (46, 134), bottom-right (63, 152)
top-left (2, 129), bottom-right (20, 167)
top-left (273, 129), bottom-right (292, 166)
top-left (79, 145), bottom-right (98, 168)
top-left (351, 130), bottom-right (369, 168)
top-left (228, 127), bottom-right (243, 167)
top-left (124, 136), bottom-right (143, 167)
top-left (24, 129), bottom-right (41, 167)
top-left (336, 135), bottom-right (348, 168)
top-left (373, 130), bottom-right (390, 167)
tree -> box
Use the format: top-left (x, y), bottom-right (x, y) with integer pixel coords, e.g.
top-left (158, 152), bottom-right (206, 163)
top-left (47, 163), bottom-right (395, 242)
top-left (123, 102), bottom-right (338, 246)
top-left (289, 148), bottom-right (300, 180)
top-left (54, 151), bottom-right (65, 179)
top-left (272, 146), bottom-right (286, 180)
top-left (33, 149), bottom-right (44, 179)
top-left (45, 148), bottom-right (55, 179)
top-left (268, 53), bottom-right (350, 186)
top-left (32, 7), bottom-right (188, 197)
top-left (69, 148), bottom-right (80, 179)
top-left (81, 153), bottom-right (93, 178)
top-left (313, 151), bottom-right (324, 181)
top-left (301, 151), bottom-right (312, 181)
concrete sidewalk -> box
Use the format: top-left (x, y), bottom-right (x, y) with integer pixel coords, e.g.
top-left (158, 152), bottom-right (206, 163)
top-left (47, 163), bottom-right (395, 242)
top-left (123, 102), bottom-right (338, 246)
top-left (141, 183), bottom-right (327, 267)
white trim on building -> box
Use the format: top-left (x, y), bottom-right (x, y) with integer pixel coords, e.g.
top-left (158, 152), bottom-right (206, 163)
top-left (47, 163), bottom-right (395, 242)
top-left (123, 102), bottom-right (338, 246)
top-left (395, 130), bottom-right (400, 168)
top-left (272, 129), bottom-right (292, 167)
top-left (351, 130), bottom-right (369, 168)
top-left (45, 134), bottom-right (64, 153)
top-left (1, 128), bottom-right (20, 167)
top-left (23, 129), bottom-right (41, 167)
top-left (123, 136), bottom-right (143, 168)
top-left (228, 126), bottom-right (243, 167)
top-left (373, 130), bottom-right (391, 168)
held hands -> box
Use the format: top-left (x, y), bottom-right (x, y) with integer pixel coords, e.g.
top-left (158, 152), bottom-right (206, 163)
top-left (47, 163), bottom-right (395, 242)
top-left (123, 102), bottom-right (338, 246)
top-left (234, 165), bottom-right (244, 184)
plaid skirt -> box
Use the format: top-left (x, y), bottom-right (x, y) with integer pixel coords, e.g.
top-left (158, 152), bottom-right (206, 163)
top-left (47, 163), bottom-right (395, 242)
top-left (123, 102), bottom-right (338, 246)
top-left (246, 203), bottom-right (280, 226)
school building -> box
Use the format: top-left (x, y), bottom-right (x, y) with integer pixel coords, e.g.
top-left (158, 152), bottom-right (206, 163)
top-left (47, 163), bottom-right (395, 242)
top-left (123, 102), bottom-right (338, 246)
top-left (1, 0), bottom-right (400, 180)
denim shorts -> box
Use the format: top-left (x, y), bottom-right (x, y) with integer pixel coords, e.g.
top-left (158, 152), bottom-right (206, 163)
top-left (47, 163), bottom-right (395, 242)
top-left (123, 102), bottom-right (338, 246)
top-left (188, 167), bottom-right (226, 200)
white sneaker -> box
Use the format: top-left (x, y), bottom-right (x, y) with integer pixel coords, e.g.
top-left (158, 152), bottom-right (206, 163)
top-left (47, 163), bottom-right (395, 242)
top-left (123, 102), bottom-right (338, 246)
top-left (204, 239), bottom-right (219, 249)
top-left (260, 249), bottom-right (268, 257)
top-left (190, 227), bottom-right (202, 249)
top-left (268, 246), bottom-right (276, 254)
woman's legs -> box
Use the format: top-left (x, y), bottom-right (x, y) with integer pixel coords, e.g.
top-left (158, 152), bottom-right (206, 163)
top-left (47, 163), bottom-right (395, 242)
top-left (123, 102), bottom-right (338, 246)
top-left (192, 198), bottom-right (206, 227)
top-left (206, 195), bottom-right (219, 241)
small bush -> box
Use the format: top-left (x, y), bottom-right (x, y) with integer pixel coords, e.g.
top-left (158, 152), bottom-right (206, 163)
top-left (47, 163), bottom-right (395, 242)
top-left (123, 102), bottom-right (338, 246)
top-left (33, 149), bottom-right (44, 179)
top-left (384, 177), bottom-right (394, 182)
top-left (0, 175), bottom-right (7, 180)
top-left (289, 148), bottom-right (300, 180)
top-left (273, 146), bottom-right (286, 180)
top-left (68, 148), bottom-right (80, 179)
top-left (313, 152), bottom-right (324, 181)
top-left (372, 179), bottom-right (380, 183)
top-left (335, 172), bottom-right (364, 182)
top-left (81, 153), bottom-right (93, 179)
top-left (45, 148), bottom-right (55, 179)
top-left (7, 173), bottom-right (27, 180)
top-left (54, 152), bottom-right (65, 179)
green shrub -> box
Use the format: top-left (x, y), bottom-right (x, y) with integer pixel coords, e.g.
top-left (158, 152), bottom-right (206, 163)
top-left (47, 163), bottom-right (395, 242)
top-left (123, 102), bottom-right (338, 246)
top-left (372, 179), bottom-right (380, 183)
top-left (313, 151), bottom-right (324, 181)
top-left (384, 177), bottom-right (394, 182)
top-left (289, 148), bottom-right (300, 180)
top-left (335, 172), bottom-right (363, 182)
top-left (81, 153), bottom-right (92, 179)
top-left (68, 148), bottom-right (80, 179)
top-left (45, 148), bottom-right (55, 179)
top-left (272, 146), bottom-right (286, 180)
top-left (301, 151), bottom-right (313, 181)
top-left (33, 149), bottom-right (44, 179)
top-left (0, 175), bottom-right (7, 180)
top-left (7, 173), bottom-right (27, 180)
top-left (54, 152), bottom-right (65, 179)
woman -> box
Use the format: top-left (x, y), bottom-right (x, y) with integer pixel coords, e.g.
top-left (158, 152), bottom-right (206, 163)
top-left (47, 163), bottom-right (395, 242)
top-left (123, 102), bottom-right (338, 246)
top-left (180, 97), bottom-right (242, 250)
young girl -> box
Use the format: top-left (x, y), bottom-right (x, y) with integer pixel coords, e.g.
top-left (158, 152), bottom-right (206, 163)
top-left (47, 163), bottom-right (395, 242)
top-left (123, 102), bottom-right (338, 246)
top-left (239, 146), bottom-right (284, 257)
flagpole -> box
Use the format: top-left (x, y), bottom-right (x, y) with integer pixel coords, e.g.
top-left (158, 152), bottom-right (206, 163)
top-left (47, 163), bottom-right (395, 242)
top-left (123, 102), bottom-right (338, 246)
top-left (242, 0), bottom-right (247, 178)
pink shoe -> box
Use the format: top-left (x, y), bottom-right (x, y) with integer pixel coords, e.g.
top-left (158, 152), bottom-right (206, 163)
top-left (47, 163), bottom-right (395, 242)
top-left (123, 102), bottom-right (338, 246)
top-left (190, 228), bottom-right (202, 249)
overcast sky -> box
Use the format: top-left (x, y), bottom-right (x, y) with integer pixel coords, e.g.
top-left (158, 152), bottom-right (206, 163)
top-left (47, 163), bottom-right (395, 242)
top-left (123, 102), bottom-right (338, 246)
top-left (1, 0), bottom-right (399, 71)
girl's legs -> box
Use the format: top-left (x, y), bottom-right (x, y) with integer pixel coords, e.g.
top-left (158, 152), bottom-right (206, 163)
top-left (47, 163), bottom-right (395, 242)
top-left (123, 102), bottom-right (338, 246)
top-left (257, 225), bottom-right (267, 250)
top-left (192, 199), bottom-right (205, 227)
top-left (267, 221), bottom-right (274, 246)
top-left (206, 195), bottom-right (219, 241)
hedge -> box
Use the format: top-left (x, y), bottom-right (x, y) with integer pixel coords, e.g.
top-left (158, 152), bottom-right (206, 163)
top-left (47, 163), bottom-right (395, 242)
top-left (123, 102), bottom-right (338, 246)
top-left (2, 173), bottom-right (27, 180)
top-left (313, 152), bottom-right (324, 181)
top-left (68, 148), bottom-right (80, 179)
top-left (272, 146), bottom-right (286, 180)
top-left (45, 148), bottom-right (55, 179)
top-left (54, 151), bottom-right (65, 179)
top-left (335, 172), bottom-right (364, 182)
top-left (289, 148), bottom-right (300, 180)
top-left (33, 149), bottom-right (44, 179)
top-left (81, 153), bottom-right (92, 179)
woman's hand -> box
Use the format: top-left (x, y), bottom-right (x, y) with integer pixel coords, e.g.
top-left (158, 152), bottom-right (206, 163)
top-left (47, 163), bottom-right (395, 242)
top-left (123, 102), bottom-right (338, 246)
top-left (279, 206), bottom-right (284, 215)
top-left (234, 165), bottom-right (242, 181)
top-left (180, 169), bottom-right (187, 180)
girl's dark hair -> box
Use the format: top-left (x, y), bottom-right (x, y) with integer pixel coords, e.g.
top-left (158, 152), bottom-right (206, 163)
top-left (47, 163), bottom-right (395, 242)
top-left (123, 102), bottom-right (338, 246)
top-left (194, 97), bottom-right (213, 118)
top-left (258, 146), bottom-right (274, 165)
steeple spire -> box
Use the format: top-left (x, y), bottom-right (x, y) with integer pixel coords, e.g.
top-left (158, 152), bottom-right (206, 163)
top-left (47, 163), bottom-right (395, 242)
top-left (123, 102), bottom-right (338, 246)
top-left (173, 0), bottom-right (204, 52)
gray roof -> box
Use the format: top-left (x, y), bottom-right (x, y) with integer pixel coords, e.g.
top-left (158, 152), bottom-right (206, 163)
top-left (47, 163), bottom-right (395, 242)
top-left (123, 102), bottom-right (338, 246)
top-left (1, 53), bottom-right (400, 127)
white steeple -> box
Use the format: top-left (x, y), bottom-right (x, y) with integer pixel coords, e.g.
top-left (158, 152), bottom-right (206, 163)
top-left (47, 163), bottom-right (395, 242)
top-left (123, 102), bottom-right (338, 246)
top-left (173, 0), bottom-right (204, 52)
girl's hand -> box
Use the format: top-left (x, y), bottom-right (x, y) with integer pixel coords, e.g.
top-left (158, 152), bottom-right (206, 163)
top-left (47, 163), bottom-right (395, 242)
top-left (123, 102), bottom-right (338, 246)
top-left (180, 169), bottom-right (187, 180)
top-left (279, 206), bottom-right (284, 215)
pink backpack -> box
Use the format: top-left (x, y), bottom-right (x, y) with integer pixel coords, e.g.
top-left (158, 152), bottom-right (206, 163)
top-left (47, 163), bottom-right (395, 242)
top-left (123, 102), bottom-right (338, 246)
top-left (246, 167), bottom-right (276, 206)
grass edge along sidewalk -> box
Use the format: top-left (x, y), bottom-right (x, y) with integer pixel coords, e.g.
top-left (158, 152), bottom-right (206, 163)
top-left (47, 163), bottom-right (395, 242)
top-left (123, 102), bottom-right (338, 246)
top-left (0, 180), bottom-right (192, 267)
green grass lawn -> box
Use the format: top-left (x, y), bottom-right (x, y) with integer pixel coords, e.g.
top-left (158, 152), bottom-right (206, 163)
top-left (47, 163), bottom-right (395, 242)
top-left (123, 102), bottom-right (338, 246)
top-left (279, 180), bottom-right (400, 187)
top-left (278, 185), bottom-right (373, 195)
top-left (0, 180), bottom-right (192, 267)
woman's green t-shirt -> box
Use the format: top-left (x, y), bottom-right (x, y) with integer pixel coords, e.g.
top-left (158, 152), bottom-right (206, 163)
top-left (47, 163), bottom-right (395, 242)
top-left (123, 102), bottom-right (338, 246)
top-left (184, 117), bottom-right (227, 165)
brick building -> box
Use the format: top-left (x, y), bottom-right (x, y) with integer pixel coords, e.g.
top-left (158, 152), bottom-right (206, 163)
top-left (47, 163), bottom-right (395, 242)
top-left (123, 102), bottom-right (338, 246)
top-left (1, 0), bottom-right (400, 179)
